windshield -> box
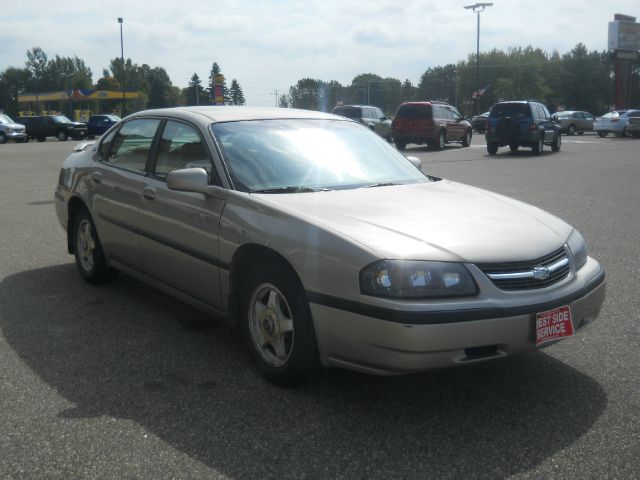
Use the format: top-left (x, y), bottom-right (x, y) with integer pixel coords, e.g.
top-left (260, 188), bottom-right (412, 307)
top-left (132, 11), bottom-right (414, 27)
top-left (0, 114), bottom-right (14, 124)
top-left (332, 106), bottom-right (362, 119)
top-left (212, 119), bottom-right (430, 192)
top-left (52, 115), bottom-right (73, 124)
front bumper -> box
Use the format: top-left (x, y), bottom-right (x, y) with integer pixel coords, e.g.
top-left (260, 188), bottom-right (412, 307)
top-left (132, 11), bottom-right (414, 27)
top-left (310, 258), bottom-right (605, 375)
top-left (4, 130), bottom-right (26, 141)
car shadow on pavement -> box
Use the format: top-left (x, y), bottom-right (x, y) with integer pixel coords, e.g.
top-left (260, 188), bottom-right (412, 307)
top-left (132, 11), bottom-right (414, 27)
top-left (1, 264), bottom-right (607, 479)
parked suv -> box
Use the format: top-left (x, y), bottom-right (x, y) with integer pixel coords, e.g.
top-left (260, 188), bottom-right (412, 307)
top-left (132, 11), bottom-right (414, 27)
top-left (485, 101), bottom-right (561, 155)
top-left (87, 114), bottom-right (121, 139)
top-left (17, 115), bottom-right (88, 142)
top-left (391, 101), bottom-right (472, 150)
top-left (331, 105), bottom-right (392, 141)
top-left (0, 114), bottom-right (27, 144)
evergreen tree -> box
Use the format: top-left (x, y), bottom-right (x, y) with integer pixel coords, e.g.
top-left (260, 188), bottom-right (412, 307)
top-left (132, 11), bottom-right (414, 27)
top-left (229, 78), bottom-right (246, 105)
top-left (186, 73), bottom-right (205, 106)
top-left (207, 62), bottom-right (229, 105)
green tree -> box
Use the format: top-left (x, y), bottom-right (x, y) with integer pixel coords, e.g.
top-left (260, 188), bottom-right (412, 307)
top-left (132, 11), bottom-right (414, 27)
top-left (229, 78), bottom-right (246, 105)
top-left (186, 73), bottom-right (205, 106)
top-left (289, 78), bottom-right (322, 109)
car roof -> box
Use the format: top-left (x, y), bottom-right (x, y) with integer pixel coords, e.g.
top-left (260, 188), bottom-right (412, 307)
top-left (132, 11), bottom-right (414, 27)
top-left (127, 106), bottom-right (339, 124)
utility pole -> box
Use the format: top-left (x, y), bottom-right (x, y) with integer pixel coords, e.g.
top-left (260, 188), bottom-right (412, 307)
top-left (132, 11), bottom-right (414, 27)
top-left (118, 17), bottom-right (126, 116)
top-left (464, 3), bottom-right (493, 115)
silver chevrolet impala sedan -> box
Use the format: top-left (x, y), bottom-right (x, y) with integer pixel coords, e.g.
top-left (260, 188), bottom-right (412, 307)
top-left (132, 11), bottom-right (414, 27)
top-left (55, 106), bottom-right (606, 385)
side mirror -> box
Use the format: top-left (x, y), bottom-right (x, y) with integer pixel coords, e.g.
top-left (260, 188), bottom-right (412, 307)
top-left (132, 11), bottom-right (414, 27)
top-left (406, 156), bottom-right (422, 169)
top-left (167, 168), bottom-right (226, 199)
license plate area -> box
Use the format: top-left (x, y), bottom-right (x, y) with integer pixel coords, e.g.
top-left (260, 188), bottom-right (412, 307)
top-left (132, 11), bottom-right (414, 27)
top-left (535, 305), bottom-right (574, 345)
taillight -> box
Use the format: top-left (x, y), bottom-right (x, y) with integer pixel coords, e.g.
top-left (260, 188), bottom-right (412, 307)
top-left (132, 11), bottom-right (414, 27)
top-left (528, 122), bottom-right (537, 131)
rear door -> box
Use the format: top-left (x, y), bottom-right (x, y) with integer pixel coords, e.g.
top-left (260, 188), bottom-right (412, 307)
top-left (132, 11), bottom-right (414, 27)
top-left (91, 117), bottom-right (161, 269)
top-left (138, 119), bottom-right (226, 308)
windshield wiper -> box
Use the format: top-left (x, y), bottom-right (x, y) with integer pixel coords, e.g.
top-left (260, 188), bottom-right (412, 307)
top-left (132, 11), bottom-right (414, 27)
top-left (250, 186), bottom-right (331, 194)
top-left (363, 182), bottom-right (401, 188)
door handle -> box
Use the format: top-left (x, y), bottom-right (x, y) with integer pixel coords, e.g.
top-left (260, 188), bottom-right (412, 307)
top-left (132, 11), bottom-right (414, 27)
top-left (143, 187), bottom-right (157, 200)
top-left (90, 172), bottom-right (102, 183)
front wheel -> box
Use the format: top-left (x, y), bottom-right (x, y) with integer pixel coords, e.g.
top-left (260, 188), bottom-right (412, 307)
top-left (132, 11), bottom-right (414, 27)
top-left (551, 133), bottom-right (561, 152)
top-left (57, 131), bottom-right (68, 141)
top-left (0, 133), bottom-right (6, 144)
top-left (487, 142), bottom-right (498, 155)
top-left (241, 263), bottom-right (319, 386)
top-left (72, 210), bottom-right (118, 284)
top-left (597, 131), bottom-right (607, 138)
top-left (462, 129), bottom-right (472, 147)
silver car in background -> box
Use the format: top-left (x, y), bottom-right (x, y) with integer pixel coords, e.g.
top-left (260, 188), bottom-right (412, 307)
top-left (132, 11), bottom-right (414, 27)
top-left (552, 110), bottom-right (595, 136)
top-left (594, 109), bottom-right (640, 137)
top-left (55, 106), bottom-right (606, 385)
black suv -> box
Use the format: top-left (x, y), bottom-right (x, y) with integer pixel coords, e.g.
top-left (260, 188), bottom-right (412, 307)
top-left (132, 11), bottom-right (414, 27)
top-left (17, 115), bottom-right (88, 142)
top-left (331, 105), bottom-right (392, 141)
top-left (485, 101), bottom-right (560, 155)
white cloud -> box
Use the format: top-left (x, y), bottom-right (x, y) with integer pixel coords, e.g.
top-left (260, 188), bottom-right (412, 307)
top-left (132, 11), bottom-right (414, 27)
top-left (0, 0), bottom-right (637, 106)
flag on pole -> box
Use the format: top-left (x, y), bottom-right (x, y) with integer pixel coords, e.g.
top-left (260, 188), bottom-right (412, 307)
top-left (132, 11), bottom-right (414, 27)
top-left (472, 84), bottom-right (490, 99)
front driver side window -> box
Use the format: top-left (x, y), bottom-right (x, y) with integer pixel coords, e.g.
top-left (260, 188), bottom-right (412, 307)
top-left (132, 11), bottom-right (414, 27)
top-left (153, 120), bottom-right (212, 179)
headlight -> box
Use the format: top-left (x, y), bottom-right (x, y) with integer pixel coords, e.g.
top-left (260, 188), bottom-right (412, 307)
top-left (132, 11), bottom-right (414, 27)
top-left (360, 260), bottom-right (477, 299)
top-left (567, 229), bottom-right (587, 270)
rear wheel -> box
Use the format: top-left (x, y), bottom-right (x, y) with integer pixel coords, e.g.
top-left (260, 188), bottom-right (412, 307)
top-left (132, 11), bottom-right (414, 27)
top-left (551, 133), bottom-right (561, 152)
top-left (462, 129), bottom-right (472, 147)
top-left (487, 142), bottom-right (498, 155)
top-left (567, 124), bottom-right (576, 136)
top-left (437, 130), bottom-right (446, 150)
top-left (72, 210), bottom-right (118, 284)
top-left (241, 263), bottom-right (319, 386)
top-left (57, 131), bottom-right (68, 141)
top-left (532, 135), bottom-right (544, 155)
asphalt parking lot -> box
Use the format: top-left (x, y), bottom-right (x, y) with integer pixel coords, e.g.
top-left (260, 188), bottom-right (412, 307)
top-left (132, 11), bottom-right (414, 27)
top-left (1, 133), bottom-right (638, 479)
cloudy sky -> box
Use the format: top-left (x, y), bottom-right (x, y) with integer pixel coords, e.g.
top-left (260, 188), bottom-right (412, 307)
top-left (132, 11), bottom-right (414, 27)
top-left (0, 0), bottom-right (637, 106)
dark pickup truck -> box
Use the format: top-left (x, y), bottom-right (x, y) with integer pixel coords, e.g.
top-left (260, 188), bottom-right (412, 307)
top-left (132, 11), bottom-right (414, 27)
top-left (17, 115), bottom-right (88, 142)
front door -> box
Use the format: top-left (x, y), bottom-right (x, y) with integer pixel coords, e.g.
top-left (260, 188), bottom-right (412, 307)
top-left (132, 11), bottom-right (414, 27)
top-left (138, 119), bottom-right (226, 309)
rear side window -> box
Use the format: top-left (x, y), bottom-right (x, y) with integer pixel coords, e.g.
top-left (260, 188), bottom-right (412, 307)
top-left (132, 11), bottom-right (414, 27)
top-left (103, 118), bottom-right (160, 172)
top-left (396, 104), bottom-right (431, 120)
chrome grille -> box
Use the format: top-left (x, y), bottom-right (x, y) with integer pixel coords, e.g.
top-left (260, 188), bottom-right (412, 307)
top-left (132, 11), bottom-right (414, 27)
top-left (477, 247), bottom-right (570, 291)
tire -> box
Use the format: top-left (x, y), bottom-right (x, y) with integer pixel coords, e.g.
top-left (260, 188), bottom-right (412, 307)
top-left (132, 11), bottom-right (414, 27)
top-left (487, 142), bottom-right (498, 155)
top-left (72, 209), bottom-right (118, 284)
top-left (241, 262), bottom-right (319, 386)
top-left (621, 127), bottom-right (629, 138)
top-left (437, 130), bottom-right (446, 150)
top-left (532, 135), bottom-right (544, 155)
top-left (567, 124), bottom-right (576, 136)
top-left (57, 131), bottom-right (68, 141)
top-left (462, 129), bottom-right (472, 147)
top-left (0, 133), bottom-right (6, 144)
top-left (551, 132), bottom-right (561, 152)
top-left (37, 136), bottom-right (46, 142)
top-left (394, 141), bottom-right (406, 151)
top-left (597, 131), bottom-right (607, 138)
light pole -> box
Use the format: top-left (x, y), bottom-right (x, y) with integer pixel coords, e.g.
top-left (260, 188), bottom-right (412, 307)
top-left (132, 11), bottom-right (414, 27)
top-left (118, 17), bottom-right (126, 116)
top-left (464, 3), bottom-right (492, 115)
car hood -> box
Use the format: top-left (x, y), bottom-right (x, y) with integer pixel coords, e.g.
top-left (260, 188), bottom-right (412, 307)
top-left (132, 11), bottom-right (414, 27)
top-left (253, 180), bottom-right (573, 263)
